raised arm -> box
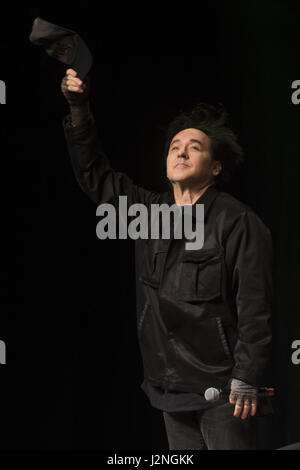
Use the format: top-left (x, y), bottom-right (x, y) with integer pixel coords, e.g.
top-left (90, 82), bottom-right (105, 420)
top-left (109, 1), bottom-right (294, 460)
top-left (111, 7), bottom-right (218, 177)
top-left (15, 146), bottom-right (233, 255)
top-left (61, 69), bottom-right (160, 208)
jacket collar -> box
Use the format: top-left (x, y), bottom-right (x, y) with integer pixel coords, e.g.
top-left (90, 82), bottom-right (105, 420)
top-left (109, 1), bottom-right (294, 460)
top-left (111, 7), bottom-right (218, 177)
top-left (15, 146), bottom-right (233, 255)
top-left (164, 183), bottom-right (219, 221)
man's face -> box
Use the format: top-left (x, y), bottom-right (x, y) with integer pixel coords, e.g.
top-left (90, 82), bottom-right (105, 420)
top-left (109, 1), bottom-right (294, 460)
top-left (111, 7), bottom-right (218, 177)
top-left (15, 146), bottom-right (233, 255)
top-left (166, 128), bottom-right (221, 186)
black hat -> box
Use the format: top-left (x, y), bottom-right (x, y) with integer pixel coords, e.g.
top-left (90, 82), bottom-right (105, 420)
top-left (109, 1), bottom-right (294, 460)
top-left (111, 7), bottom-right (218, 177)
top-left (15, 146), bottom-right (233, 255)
top-left (29, 16), bottom-right (92, 80)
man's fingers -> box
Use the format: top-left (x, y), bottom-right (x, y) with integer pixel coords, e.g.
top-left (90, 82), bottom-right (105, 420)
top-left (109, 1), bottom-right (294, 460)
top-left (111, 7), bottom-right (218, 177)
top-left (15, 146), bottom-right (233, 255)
top-left (241, 402), bottom-right (251, 419)
top-left (66, 78), bottom-right (83, 87)
top-left (233, 404), bottom-right (242, 417)
top-left (65, 85), bottom-right (83, 92)
top-left (231, 393), bottom-right (246, 418)
top-left (233, 399), bottom-right (244, 417)
top-left (230, 395), bottom-right (257, 419)
top-left (241, 397), bottom-right (257, 419)
top-left (66, 84), bottom-right (83, 92)
top-left (66, 68), bottom-right (77, 77)
top-left (251, 402), bottom-right (257, 416)
top-left (61, 76), bottom-right (84, 93)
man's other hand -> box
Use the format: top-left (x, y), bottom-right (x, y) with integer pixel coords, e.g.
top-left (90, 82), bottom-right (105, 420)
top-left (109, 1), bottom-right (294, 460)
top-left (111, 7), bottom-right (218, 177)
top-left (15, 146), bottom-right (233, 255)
top-left (229, 378), bottom-right (258, 419)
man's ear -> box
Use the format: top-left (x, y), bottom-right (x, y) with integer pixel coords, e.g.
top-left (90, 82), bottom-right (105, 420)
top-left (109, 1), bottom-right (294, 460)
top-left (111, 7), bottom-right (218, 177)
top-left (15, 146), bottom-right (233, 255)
top-left (212, 160), bottom-right (222, 176)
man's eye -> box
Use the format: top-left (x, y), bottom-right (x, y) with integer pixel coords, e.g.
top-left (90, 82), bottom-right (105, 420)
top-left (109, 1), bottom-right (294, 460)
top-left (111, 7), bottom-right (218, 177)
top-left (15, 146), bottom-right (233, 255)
top-left (170, 145), bottom-right (199, 151)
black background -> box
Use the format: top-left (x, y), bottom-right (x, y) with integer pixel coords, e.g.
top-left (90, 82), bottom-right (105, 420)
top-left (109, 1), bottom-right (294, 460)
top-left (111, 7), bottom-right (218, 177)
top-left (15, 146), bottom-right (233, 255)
top-left (0, 1), bottom-right (300, 451)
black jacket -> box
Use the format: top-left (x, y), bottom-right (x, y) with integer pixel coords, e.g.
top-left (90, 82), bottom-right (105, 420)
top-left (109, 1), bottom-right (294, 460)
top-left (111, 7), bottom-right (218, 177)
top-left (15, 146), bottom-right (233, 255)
top-left (63, 113), bottom-right (273, 393)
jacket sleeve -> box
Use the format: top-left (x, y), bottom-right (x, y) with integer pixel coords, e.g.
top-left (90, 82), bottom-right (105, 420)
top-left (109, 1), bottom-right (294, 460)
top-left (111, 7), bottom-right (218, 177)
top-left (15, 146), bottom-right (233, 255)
top-left (224, 210), bottom-right (273, 387)
top-left (62, 112), bottom-right (160, 207)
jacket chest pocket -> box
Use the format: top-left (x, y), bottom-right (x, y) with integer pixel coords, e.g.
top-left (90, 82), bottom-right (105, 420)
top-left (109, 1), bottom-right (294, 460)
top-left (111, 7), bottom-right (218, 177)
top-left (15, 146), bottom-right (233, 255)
top-left (140, 240), bottom-right (168, 288)
top-left (176, 248), bottom-right (223, 301)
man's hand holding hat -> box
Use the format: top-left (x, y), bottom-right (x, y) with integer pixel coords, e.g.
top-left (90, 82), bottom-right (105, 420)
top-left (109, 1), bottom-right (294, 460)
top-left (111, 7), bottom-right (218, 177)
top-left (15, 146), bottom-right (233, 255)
top-left (61, 69), bottom-right (91, 127)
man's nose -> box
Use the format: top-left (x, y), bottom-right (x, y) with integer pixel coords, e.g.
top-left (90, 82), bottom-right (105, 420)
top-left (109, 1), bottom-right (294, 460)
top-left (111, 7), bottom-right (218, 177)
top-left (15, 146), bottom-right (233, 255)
top-left (178, 148), bottom-right (188, 158)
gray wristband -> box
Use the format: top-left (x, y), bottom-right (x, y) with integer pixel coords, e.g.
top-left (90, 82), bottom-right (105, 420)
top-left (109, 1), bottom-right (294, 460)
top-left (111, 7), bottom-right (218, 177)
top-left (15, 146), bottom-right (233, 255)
top-left (230, 378), bottom-right (258, 402)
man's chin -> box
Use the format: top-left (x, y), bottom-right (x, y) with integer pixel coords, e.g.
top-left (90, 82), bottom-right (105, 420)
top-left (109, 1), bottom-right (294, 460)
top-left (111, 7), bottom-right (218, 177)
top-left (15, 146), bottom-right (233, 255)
top-left (168, 175), bottom-right (194, 185)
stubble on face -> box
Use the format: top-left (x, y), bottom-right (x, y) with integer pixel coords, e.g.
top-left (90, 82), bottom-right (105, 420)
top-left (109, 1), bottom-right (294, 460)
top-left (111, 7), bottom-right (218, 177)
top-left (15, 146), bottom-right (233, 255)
top-left (166, 128), bottom-right (215, 186)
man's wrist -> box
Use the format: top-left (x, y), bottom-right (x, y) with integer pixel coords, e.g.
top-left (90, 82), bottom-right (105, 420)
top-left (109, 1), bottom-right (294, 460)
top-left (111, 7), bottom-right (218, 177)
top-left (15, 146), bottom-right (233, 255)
top-left (230, 378), bottom-right (258, 396)
top-left (70, 101), bottom-right (91, 127)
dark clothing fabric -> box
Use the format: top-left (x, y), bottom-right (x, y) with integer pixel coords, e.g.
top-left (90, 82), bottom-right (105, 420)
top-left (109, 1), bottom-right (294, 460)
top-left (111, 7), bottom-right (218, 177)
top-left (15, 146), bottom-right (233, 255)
top-left (141, 379), bottom-right (213, 412)
top-left (62, 112), bottom-right (273, 398)
top-left (163, 404), bottom-right (257, 450)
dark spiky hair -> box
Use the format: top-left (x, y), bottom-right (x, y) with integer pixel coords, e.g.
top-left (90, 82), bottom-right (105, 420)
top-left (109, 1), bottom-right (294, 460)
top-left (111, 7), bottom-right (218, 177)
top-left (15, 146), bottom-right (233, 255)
top-left (164, 102), bottom-right (244, 189)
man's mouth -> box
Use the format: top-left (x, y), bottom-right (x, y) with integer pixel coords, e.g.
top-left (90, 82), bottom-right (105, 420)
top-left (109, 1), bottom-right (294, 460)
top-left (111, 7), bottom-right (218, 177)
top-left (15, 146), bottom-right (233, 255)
top-left (175, 162), bottom-right (190, 168)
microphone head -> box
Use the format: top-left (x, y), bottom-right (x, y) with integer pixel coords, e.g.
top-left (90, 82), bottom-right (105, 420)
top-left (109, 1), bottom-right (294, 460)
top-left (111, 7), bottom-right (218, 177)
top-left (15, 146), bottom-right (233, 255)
top-left (204, 387), bottom-right (221, 401)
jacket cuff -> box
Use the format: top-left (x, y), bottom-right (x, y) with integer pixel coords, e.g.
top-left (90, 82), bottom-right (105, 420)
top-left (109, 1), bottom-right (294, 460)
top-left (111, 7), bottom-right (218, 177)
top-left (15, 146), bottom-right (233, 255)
top-left (231, 367), bottom-right (267, 387)
top-left (62, 112), bottom-right (95, 141)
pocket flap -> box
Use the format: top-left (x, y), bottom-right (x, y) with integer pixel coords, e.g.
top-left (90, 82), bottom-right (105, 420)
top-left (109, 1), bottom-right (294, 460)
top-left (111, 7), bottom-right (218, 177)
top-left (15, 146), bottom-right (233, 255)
top-left (177, 247), bottom-right (223, 301)
top-left (181, 247), bottom-right (222, 263)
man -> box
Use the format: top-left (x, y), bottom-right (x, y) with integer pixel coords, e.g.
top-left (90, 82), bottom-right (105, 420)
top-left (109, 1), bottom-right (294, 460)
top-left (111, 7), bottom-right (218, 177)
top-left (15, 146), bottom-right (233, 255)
top-left (61, 69), bottom-right (273, 450)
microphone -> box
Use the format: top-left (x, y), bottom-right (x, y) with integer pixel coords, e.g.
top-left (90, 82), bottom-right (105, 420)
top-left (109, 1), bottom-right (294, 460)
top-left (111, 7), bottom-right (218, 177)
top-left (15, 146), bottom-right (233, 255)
top-left (204, 387), bottom-right (275, 402)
